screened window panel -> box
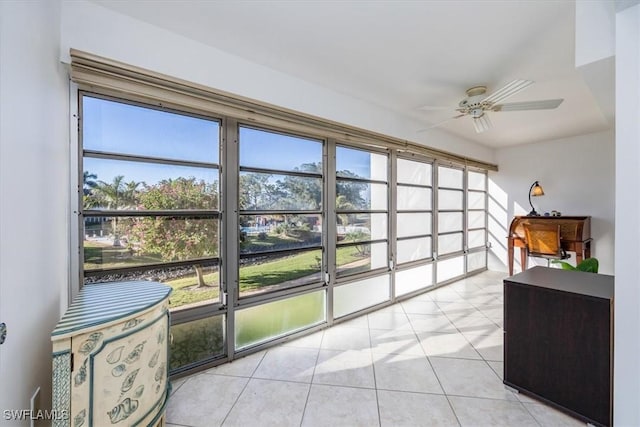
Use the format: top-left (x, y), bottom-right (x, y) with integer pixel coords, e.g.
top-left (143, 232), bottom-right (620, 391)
top-left (438, 189), bottom-right (463, 211)
top-left (468, 229), bottom-right (486, 249)
top-left (83, 216), bottom-right (219, 270)
top-left (336, 181), bottom-right (387, 211)
top-left (240, 172), bottom-right (322, 211)
top-left (397, 186), bottom-right (431, 210)
top-left (468, 171), bottom-right (487, 191)
top-left (239, 126), bottom-right (322, 173)
top-left (395, 264), bottom-right (433, 297)
top-left (240, 214), bottom-right (322, 254)
top-left (336, 242), bottom-right (388, 277)
top-left (336, 146), bottom-right (388, 181)
top-left (438, 212), bottom-right (463, 233)
top-left (468, 191), bottom-right (486, 210)
top-left (467, 251), bottom-right (487, 272)
top-left (238, 249), bottom-right (323, 297)
top-left (438, 232), bottom-right (463, 255)
top-left (334, 275), bottom-right (390, 318)
top-left (84, 264), bottom-right (221, 309)
top-left (397, 212), bottom-right (431, 238)
top-left (235, 290), bottom-right (325, 349)
top-left (83, 95), bottom-right (220, 163)
top-left (438, 166), bottom-right (463, 189)
top-left (397, 159), bottom-right (431, 186)
top-left (437, 256), bottom-right (465, 283)
top-left (468, 211), bottom-right (486, 229)
top-left (337, 213), bottom-right (387, 242)
top-left (170, 314), bottom-right (225, 371)
top-left (84, 158), bottom-right (219, 211)
top-left (397, 237), bottom-right (432, 264)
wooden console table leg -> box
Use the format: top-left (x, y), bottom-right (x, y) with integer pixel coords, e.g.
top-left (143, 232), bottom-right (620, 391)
top-left (508, 240), bottom-right (515, 276)
top-left (520, 247), bottom-right (527, 272)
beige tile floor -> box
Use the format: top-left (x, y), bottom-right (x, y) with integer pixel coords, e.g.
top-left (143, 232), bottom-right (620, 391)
top-left (165, 270), bottom-right (585, 427)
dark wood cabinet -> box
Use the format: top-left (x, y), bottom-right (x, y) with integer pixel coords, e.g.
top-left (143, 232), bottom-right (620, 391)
top-left (504, 267), bottom-right (613, 427)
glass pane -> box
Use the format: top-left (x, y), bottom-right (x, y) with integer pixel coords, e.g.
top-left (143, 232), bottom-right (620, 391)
top-left (336, 146), bottom-right (387, 181)
top-left (239, 126), bottom-right (322, 173)
top-left (84, 264), bottom-right (221, 308)
top-left (334, 274), bottom-right (390, 318)
top-left (437, 256), bottom-right (464, 283)
top-left (438, 212), bottom-right (463, 233)
top-left (467, 251), bottom-right (487, 272)
top-left (438, 233), bottom-right (463, 255)
top-left (438, 166), bottom-right (463, 189)
top-left (336, 180), bottom-right (387, 211)
top-left (239, 249), bottom-right (323, 297)
top-left (337, 213), bottom-right (387, 242)
top-left (235, 290), bottom-right (325, 349)
top-left (468, 211), bottom-right (486, 229)
top-left (438, 189), bottom-right (463, 210)
top-left (468, 171), bottom-right (487, 191)
top-left (397, 237), bottom-right (432, 264)
top-left (397, 186), bottom-right (431, 210)
top-left (336, 242), bottom-right (387, 277)
top-left (396, 264), bottom-right (433, 297)
top-left (83, 158), bottom-right (219, 211)
top-left (84, 217), bottom-right (218, 270)
top-left (397, 213), bottom-right (431, 238)
top-left (83, 96), bottom-right (219, 163)
top-left (397, 159), bottom-right (431, 186)
top-left (468, 229), bottom-right (486, 249)
top-left (240, 214), bottom-right (322, 254)
top-left (170, 315), bottom-right (224, 372)
top-left (240, 171), bottom-right (321, 210)
top-left (468, 191), bottom-right (485, 209)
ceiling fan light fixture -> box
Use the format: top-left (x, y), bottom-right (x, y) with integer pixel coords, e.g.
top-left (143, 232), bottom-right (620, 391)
top-left (473, 114), bottom-right (491, 133)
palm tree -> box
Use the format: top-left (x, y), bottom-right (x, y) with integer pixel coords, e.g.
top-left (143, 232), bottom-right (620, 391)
top-left (92, 176), bottom-right (141, 246)
top-left (83, 171), bottom-right (98, 196)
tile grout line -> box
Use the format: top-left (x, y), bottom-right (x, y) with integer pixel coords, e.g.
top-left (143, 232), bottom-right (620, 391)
top-left (218, 351), bottom-right (268, 426)
top-left (401, 298), bottom-right (463, 427)
top-left (367, 313), bottom-right (383, 427)
top-left (299, 332), bottom-right (324, 427)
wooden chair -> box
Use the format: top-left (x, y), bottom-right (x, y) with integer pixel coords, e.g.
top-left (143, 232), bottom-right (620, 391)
top-left (522, 223), bottom-right (571, 267)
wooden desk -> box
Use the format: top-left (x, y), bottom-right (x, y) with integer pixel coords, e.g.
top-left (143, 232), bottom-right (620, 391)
top-left (507, 216), bottom-right (592, 275)
top-left (504, 267), bottom-right (613, 427)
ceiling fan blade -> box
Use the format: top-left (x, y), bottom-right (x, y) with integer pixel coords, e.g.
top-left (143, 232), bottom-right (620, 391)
top-left (482, 79), bottom-right (534, 105)
top-left (417, 114), bottom-right (465, 133)
top-left (472, 114), bottom-right (492, 133)
top-left (491, 99), bottom-right (564, 112)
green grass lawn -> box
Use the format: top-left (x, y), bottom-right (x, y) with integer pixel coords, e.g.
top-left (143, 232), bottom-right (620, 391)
top-left (84, 240), bottom-right (162, 269)
top-left (86, 236), bottom-right (366, 309)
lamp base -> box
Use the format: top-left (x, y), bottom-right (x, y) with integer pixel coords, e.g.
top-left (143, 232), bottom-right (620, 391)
top-left (527, 210), bottom-right (540, 216)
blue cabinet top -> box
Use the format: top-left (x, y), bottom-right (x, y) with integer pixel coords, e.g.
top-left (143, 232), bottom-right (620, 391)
top-left (52, 281), bottom-right (172, 338)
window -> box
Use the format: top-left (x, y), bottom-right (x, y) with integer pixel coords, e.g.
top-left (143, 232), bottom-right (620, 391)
top-left (436, 165), bottom-right (465, 282)
top-left (396, 158), bottom-right (433, 265)
top-left (238, 126), bottom-right (324, 298)
top-left (335, 146), bottom-right (389, 277)
top-left (80, 94), bottom-right (224, 371)
top-left (467, 170), bottom-right (488, 272)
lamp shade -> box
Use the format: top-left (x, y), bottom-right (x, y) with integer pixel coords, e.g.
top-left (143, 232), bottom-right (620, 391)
top-left (531, 183), bottom-right (544, 197)
top-left (527, 181), bottom-right (544, 216)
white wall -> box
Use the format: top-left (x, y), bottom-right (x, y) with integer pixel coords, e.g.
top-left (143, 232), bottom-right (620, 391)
top-left (0, 0), bottom-right (69, 422)
top-left (488, 130), bottom-right (615, 275)
top-left (614, 4), bottom-right (640, 425)
top-left (59, 0), bottom-right (493, 165)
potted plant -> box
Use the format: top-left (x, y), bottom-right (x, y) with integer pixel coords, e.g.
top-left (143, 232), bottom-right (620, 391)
top-left (551, 257), bottom-right (599, 273)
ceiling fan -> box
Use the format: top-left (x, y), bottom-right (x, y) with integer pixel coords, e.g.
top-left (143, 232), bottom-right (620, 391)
top-left (420, 79), bottom-right (563, 133)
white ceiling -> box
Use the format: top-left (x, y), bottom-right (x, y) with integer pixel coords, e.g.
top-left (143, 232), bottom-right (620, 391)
top-left (90, 0), bottom-right (613, 148)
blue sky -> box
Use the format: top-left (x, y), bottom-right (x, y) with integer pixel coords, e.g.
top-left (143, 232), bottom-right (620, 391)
top-left (83, 96), bottom-right (379, 186)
